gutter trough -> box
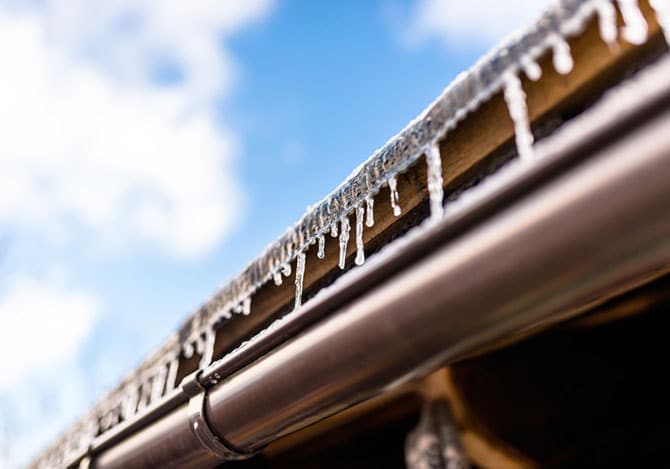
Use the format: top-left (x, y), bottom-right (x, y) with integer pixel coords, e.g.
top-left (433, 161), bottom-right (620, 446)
top-left (90, 62), bottom-right (670, 468)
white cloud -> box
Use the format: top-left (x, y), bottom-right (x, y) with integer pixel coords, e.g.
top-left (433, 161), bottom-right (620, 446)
top-left (0, 0), bottom-right (274, 258)
top-left (401, 0), bottom-right (555, 50)
top-left (0, 2), bottom-right (276, 466)
top-left (1, 363), bottom-right (93, 467)
top-left (0, 276), bottom-right (97, 391)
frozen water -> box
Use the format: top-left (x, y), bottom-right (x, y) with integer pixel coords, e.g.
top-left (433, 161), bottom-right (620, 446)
top-left (549, 33), bottom-right (574, 75)
top-left (281, 263), bottom-right (292, 277)
top-left (521, 58), bottom-right (542, 81)
top-left (503, 72), bottom-right (534, 161)
top-left (294, 251), bottom-right (306, 310)
top-left (650, 0), bottom-right (670, 45)
top-left (388, 176), bottom-right (402, 216)
top-left (242, 297), bottom-right (251, 316)
top-left (355, 204), bottom-right (365, 265)
top-left (317, 234), bottom-right (326, 259)
top-left (596, 0), bottom-right (619, 48)
top-left (273, 271), bottom-right (283, 286)
top-left (618, 0), bottom-right (648, 45)
top-left (338, 215), bottom-right (351, 269)
top-left (330, 220), bottom-right (338, 237)
top-left (425, 143), bottom-right (444, 219)
top-left (365, 195), bottom-right (375, 227)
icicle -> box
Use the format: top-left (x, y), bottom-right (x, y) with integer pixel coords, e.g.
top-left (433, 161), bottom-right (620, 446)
top-left (503, 72), bottom-right (535, 161)
top-left (355, 204), bottom-right (365, 265)
top-left (282, 262), bottom-right (292, 277)
top-left (330, 220), bottom-right (338, 237)
top-left (549, 33), bottom-right (574, 75)
top-left (183, 342), bottom-right (195, 358)
top-left (595, 0), bottom-right (619, 48)
top-left (273, 271), bottom-right (283, 286)
top-left (294, 251), bottom-right (306, 310)
top-left (388, 176), bottom-right (402, 216)
top-left (521, 57), bottom-right (542, 81)
top-left (338, 215), bottom-right (350, 269)
top-left (241, 297), bottom-right (251, 316)
top-left (650, 0), bottom-right (670, 46)
top-left (425, 143), bottom-right (444, 220)
top-left (317, 234), bottom-right (326, 259)
top-left (617, 0), bottom-right (648, 45)
top-left (365, 195), bottom-right (375, 227)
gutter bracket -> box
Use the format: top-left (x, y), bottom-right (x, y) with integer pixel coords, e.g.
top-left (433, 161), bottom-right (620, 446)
top-left (182, 370), bottom-right (255, 461)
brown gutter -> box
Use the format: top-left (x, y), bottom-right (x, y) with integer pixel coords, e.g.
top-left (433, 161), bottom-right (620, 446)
top-left (91, 91), bottom-right (670, 467)
top-left (85, 54), bottom-right (670, 464)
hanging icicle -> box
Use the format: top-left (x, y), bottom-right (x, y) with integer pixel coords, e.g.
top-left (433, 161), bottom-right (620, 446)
top-left (521, 57), bottom-right (542, 81)
top-left (355, 204), bottom-right (365, 265)
top-left (338, 215), bottom-right (350, 269)
top-left (425, 143), bottom-right (444, 220)
top-left (365, 195), bottom-right (375, 227)
top-left (503, 71), bottom-right (535, 161)
top-left (617, 0), bottom-right (648, 45)
top-left (388, 176), bottom-right (402, 216)
top-left (549, 33), bottom-right (574, 75)
top-left (650, 0), bottom-right (670, 46)
top-left (273, 271), bottom-right (283, 286)
top-left (241, 297), bottom-right (251, 316)
top-left (317, 234), bottom-right (326, 259)
top-left (281, 262), bottom-right (292, 277)
top-left (294, 251), bottom-right (306, 310)
top-left (595, 0), bottom-right (619, 48)
top-left (330, 219), bottom-right (338, 237)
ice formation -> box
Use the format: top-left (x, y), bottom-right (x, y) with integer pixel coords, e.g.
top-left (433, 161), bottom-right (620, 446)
top-left (273, 271), bottom-right (283, 286)
top-left (330, 219), bottom-right (338, 237)
top-left (503, 72), bottom-right (535, 161)
top-left (549, 33), bottom-right (574, 75)
top-left (618, 0), bottom-right (648, 45)
top-left (317, 234), bottom-right (326, 259)
top-left (294, 251), bottom-right (306, 310)
top-left (365, 195), bottom-right (375, 227)
top-left (596, 0), bottom-right (619, 48)
top-left (355, 204), bottom-right (366, 265)
top-left (521, 58), bottom-right (542, 81)
top-left (338, 215), bottom-right (351, 269)
top-left (388, 176), bottom-right (402, 216)
top-left (425, 143), bottom-right (445, 219)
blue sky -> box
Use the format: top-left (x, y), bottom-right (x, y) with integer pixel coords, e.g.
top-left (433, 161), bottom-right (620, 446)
top-left (0, 0), bottom-right (551, 465)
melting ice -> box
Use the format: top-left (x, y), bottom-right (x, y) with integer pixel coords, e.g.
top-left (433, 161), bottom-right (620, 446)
top-left (273, 271), bottom-right (283, 286)
top-left (365, 196), bottom-right (375, 227)
top-left (317, 234), bottom-right (326, 259)
top-left (388, 176), bottom-right (402, 216)
top-left (596, 0), bottom-right (619, 48)
top-left (503, 72), bottom-right (534, 161)
top-left (618, 0), bottom-right (648, 45)
top-left (355, 204), bottom-right (365, 265)
top-left (549, 33), bottom-right (574, 75)
top-left (330, 220), bottom-right (338, 237)
top-left (294, 251), bottom-right (306, 310)
top-left (338, 215), bottom-right (351, 269)
top-left (521, 58), bottom-right (542, 82)
top-left (425, 142), bottom-right (444, 219)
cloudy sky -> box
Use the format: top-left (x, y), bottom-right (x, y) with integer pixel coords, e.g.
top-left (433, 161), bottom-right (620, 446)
top-left (0, 0), bottom-right (552, 465)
